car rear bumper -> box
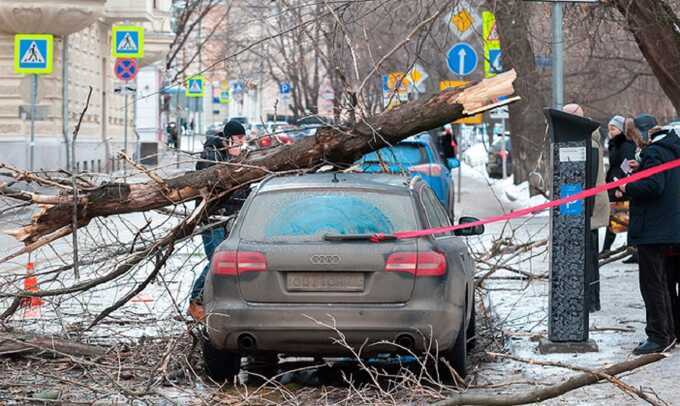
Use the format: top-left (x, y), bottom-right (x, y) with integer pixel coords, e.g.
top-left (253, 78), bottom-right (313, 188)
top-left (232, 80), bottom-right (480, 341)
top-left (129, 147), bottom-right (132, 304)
top-left (204, 299), bottom-right (464, 356)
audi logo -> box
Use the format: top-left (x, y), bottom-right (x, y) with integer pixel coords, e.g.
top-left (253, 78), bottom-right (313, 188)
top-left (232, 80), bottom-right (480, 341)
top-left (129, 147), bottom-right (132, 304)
top-left (310, 255), bottom-right (342, 265)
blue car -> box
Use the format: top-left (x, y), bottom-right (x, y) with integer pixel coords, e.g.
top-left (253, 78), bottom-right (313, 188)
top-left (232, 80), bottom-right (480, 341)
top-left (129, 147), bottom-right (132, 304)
top-left (358, 133), bottom-right (459, 218)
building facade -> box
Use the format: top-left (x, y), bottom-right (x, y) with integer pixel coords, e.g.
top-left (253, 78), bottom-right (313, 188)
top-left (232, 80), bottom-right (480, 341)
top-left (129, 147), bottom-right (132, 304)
top-left (0, 0), bottom-right (174, 171)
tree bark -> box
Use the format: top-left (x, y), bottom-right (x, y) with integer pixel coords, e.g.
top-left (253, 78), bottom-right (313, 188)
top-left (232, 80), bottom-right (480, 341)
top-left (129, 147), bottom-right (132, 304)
top-left (489, 0), bottom-right (549, 186)
top-left (6, 71), bottom-right (517, 246)
top-left (612, 0), bottom-right (680, 112)
top-left (433, 353), bottom-right (666, 406)
top-left (0, 331), bottom-right (106, 358)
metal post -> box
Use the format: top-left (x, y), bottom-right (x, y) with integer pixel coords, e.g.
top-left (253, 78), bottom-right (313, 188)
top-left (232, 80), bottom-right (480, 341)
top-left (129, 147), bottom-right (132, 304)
top-left (124, 92), bottom-right (128, 153)
top-left (62, 36), bottom-right (70, 170)
top-left (501, 118), bottom-right (508, 179)
top-left (29, 74), bottom-right (37, 171)
top-left (456, 125), bottom-right (462, 204)
top-left (551, 2), bottom-right (564, 109)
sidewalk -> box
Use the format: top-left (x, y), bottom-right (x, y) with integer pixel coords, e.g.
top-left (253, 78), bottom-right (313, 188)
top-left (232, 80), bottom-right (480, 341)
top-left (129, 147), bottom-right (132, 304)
top-left (455, 165), bottom-right (679, 405)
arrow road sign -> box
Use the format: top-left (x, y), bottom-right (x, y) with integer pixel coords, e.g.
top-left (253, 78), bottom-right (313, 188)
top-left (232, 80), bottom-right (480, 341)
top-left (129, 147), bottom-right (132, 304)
top-left (14, 34), bottom-right (54, 75)
top-left (114, 58), bottom-right (138, 82)
top-left (112, 26), bottom-right (144, 58)
top-left (447, 42), bottom-right (477, 76)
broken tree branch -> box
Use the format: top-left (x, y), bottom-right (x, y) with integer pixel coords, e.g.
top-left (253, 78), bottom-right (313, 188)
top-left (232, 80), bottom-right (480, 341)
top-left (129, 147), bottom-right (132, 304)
top-left (433, 353), bottom-right (667, 406)
top-left (5, 71), bottom-right (518, 249)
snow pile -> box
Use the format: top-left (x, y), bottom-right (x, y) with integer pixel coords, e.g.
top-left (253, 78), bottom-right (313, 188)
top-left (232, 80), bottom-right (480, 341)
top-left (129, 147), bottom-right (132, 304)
top-left (491, 176), bottom-right (549, 216)
top-left (462, 143), bottom-right (488, 167)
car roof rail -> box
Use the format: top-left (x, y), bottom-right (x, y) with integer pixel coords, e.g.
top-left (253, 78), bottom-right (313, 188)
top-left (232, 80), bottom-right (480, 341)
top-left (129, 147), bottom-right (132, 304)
top-left (252, 170), bottom-right (308, 193)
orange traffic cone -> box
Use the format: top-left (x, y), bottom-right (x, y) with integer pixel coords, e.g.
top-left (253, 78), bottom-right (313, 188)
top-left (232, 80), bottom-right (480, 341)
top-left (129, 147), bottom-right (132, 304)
top-left (22, 262), bottom-right (43, 319)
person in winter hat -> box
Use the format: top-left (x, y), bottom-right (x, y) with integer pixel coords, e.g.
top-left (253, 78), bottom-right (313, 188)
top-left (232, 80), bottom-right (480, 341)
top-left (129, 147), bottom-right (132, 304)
top-left (601, 115), bottom-right (638, 260)
top-left (634, 114), bottom-right (658, 142)
top-left (617, 122), bottom-right (680, 354)
top-left (189, 120), bottom-right (248, 320)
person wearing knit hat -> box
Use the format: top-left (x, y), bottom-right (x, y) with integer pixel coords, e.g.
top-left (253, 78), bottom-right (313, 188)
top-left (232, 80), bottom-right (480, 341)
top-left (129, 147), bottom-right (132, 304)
top-left (189, 119), bottom-right (250, 320)
top-left (634, 114), bottom-right (658, 141)
top-left (609, 115), bottom-right (625, 134)
top-left (601, 115), bottom-right (638, 256)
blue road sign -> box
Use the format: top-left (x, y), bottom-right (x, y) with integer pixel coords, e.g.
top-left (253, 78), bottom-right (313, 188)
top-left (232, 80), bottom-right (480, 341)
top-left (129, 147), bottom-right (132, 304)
top-left (279, 82), bottom-right (291, 94)
top-left (112, 26), bottom-right (144, 58)
top-left (15, 34), bottom-right (53, 74)
top-left (186, 76), bottom-right (205, 98)
top-left (559, 184), bottom-right (584, 216)
top-left (447, 42), bottom-right (478, 76)
top-left (232, 81), bottom-right (244, 93)
top-left (488, 48), bottom-right (502, 74)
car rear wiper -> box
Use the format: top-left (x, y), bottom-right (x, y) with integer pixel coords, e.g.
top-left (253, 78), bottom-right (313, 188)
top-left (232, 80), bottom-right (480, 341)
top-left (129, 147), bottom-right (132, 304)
top-left (323, 233), bottom-right (397, 242)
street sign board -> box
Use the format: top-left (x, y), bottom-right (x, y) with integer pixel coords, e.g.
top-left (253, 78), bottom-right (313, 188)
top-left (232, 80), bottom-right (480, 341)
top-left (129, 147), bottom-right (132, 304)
top-left (439, 81), bottom-right (482, 124)
top-left (231, 80), bottom-right (244, 94)
top-left (186, 76), bottom-right (205, 98)
top-left (14, 34), bottom-right (53, 75)
top-left (407, 64), bottom-right (429, 92)
top-left (382, 72), bottom-right (410, 108)
top-left (114, 58), bottom-right (138, 82)
top-left (279, 82), bottom-right (291, 94)
top-left (445, 0), bottom-right (482, 40)
top-left (446, 43), bottom-right (477, 76)
top-left (112, 26), bottom-right (144, 58)
top-left (483, 11), bottom-right (502, 78)
top-left (114, 83), bottom-right (137, 96)
top-left (489, 106), bottom-right (509, 120)
top-left (219, 90), bottom-right (231, 104)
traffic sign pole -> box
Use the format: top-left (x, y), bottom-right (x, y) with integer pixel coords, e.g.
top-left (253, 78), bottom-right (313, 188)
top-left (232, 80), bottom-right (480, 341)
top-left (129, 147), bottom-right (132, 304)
top-left (552, 2), bottom-right (564, 109)
top-left (30, 74), bottom-right (37, 171)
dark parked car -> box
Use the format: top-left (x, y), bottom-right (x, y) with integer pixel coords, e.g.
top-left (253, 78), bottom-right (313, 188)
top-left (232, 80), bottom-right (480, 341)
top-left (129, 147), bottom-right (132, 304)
top-left (201, 173), bottom-right (482, 382)
top-left (486, 136), bottom-right (512, 178)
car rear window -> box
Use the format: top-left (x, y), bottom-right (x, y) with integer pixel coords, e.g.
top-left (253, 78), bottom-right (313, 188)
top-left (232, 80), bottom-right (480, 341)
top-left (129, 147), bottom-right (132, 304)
top-left (239, 190), bottom-right (418, 242)
top-left (362, 145), bottom-right (427, 167)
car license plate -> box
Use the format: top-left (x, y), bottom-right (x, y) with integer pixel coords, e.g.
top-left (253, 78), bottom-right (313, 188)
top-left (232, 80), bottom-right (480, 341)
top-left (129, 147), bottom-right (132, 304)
top-left (286, 272), bottom-right (364, 292)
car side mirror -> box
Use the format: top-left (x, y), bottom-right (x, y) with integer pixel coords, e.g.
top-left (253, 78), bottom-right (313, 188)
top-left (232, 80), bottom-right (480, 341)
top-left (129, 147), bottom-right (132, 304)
top-left (447, 158), bottom-right (460, 170)
top-left (454, 216), bottom-right (484, 236)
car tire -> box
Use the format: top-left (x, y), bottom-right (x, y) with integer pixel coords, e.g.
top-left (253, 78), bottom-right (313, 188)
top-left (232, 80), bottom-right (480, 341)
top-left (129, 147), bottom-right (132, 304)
top-left (438, 315), bottom-right (467, 381)
top-left (467, 293), bottom-right (477, 351)
top-left (202, 338), bottom-right (241, 383)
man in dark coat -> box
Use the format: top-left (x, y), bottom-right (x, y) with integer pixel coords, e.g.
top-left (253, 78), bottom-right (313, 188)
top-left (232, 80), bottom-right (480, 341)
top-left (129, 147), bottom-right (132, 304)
top-left (619, 127), bottom-right (680, 354)
top-left (189, 120), bottom-right (249, 320)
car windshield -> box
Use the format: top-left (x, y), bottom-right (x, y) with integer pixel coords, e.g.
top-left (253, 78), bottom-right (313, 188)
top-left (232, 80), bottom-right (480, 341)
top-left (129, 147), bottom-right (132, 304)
top-left (240, 190), bottom-right (417, 242)
top-left (362, 144), bottom-right (427, 166)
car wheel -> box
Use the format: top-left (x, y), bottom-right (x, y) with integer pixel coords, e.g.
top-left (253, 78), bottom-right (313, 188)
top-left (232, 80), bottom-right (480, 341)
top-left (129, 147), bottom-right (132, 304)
top-left (437, 316), bottom-right (467, 381)
top-left (467, 293), bottom-right (477, 351)
top-left (202, 337), bottom-right (241, 383)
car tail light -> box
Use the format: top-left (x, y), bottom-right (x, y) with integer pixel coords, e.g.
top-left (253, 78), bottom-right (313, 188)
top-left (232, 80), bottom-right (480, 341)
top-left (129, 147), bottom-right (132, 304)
top-left (258, 136), bottom-right (272, 148)
top-left (212, 251), bottom-right (267, 275)
top-left (409, 164), bottom-right (442, 177)
top-left (385, 252), bottom-right (446, 277)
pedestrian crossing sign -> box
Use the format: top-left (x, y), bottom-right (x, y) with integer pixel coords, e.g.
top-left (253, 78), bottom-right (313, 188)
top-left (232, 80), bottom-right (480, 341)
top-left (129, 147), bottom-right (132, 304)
top-left (112, 25), bottom-right (144, 58)
top-left (186, 76), bottom-right (206, 98)
top-left (14, 34), bottom-right (53, 75)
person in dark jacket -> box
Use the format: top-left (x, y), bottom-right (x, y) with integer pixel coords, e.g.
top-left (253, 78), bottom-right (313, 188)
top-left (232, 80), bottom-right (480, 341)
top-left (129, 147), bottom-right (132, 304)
top-left (189, 120), bottom-right (248, 320)
top-left (618, 125), bottom-right (680, 354)
top-left (634, 114), bottom-right (658, 142)
top-left (602, 115), bottom-right (638, 258)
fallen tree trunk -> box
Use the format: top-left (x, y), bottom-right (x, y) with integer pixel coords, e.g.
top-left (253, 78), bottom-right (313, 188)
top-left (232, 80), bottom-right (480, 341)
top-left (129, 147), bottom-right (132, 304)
top-left (433, 353), bottom-right (666, 406)
top-left (5, 71), bottom-right (517, 247)
top-left (0, 331), bottom-right (107, 358)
